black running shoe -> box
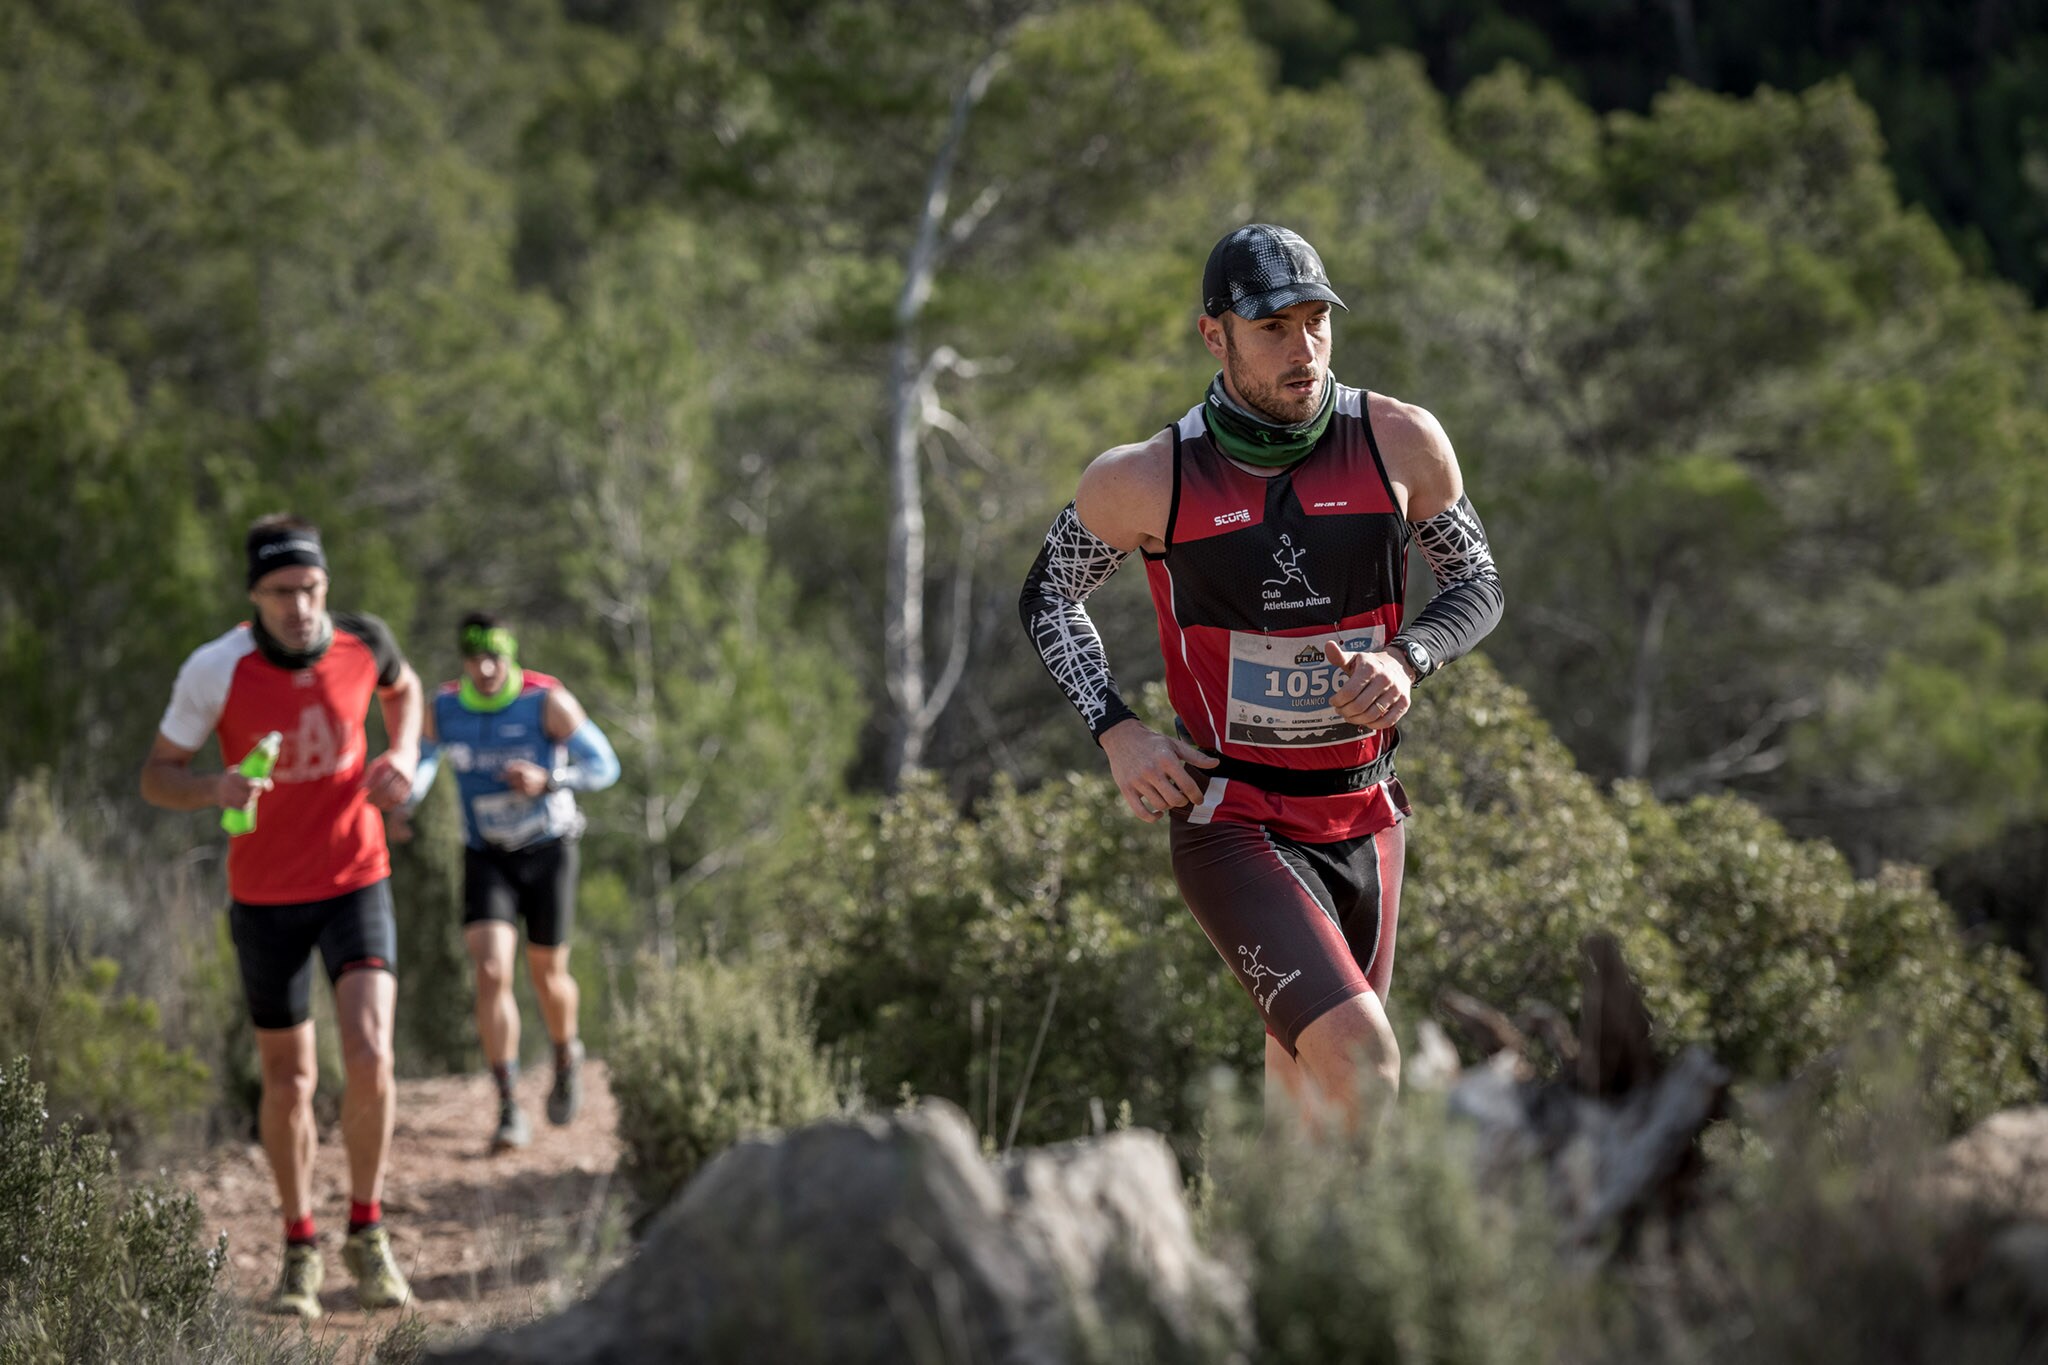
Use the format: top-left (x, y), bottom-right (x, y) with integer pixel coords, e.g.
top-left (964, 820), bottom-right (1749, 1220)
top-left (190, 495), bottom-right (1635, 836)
top-left (547, 1039), bottom-right (585, 1126)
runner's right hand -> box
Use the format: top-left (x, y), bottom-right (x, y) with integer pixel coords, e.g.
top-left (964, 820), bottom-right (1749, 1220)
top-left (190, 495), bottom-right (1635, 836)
top-left (215, 771), bottom-right (272, 811)
top-left (500, 759), bottom-right (549, 797)
top-left (1099, 719), bottom-right (1219, 823)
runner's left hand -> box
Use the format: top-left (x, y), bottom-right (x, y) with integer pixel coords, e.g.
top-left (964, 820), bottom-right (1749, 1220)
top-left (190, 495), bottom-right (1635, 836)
top-left (362, 747), bottom-right (418, 811)
top-left (1324, 641), bottom-right (1409, 732)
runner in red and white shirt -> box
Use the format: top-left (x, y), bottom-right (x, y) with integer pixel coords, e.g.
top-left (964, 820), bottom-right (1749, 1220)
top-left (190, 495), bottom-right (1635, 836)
top-left (1020, 226), bottom-right (1504, 1139)
top-left (141, 514), bottom-right (422, 1319)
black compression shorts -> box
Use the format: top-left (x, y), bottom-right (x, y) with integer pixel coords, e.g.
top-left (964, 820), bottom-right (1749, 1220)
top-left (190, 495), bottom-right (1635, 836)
top-left (462, 839), bottom-right (578, 947)
top-left (1168, 809), bottom-right (1405, 1056)
top-left (229, 880), bottom-right (398, 1031)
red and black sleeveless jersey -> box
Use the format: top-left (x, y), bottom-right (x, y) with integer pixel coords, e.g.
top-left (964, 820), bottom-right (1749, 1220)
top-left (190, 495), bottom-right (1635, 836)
top-left (159, 612), bottom-right (406, 905)
top-left (1142, 384), bottom-right (1409, 843)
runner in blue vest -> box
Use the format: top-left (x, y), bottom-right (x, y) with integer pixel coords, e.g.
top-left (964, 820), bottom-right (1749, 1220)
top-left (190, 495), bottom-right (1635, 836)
top-left (399, 612), bottom-right (620, 1151)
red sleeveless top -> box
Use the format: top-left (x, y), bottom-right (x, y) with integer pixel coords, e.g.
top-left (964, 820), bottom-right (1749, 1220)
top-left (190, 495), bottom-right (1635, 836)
top-left (1142, 385), bottom-right (1409, 843)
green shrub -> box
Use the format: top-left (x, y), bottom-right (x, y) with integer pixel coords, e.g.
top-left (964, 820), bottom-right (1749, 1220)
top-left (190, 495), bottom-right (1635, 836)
top-left (0, 776), bottom-right (211, 1139)
top-left (0, 943), bottom-right (210, 1140)
top-left (609, 955), bottom-right (848, 1214)
top-left (1398, 655), bottom-right (1702, 1041)
top-left (0, 1056), bottom-right (221, 1363)
top-left (1619, 786), bottom-right (2048, 1124)
top-left (1406, 656), bottom-right (2045, 1129)
top-left (802, 765), bottom-right (1252, 1156)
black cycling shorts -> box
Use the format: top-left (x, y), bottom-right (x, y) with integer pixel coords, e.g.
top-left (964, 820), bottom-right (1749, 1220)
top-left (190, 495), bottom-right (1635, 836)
top-left (1168, 811), bottom-right (1405, 1057)
top-left (229, 880), bottom-right (398, 1031)
top-left (462, 839), bottom-right (578, 947)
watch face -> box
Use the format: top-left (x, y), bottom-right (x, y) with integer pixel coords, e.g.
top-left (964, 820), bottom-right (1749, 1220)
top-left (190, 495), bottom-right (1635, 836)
top-left (1404, 641), bottom-right (1432, 674)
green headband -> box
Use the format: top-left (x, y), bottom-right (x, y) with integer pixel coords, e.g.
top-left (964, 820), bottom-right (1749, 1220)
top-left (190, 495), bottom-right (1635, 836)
top-left (460, 624), bottom-right (518, 660)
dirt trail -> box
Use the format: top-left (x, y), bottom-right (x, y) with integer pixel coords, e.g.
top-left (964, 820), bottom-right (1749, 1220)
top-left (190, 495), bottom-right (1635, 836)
top-left (183, 1062), bottom-right (622, 1355)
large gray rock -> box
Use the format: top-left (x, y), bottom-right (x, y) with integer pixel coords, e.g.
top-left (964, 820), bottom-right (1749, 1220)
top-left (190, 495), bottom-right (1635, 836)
top-left (432, 1100), bottom-right (1246, 1365)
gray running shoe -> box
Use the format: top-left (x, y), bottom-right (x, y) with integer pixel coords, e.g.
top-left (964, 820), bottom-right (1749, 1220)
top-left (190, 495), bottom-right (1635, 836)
top-left (341, 1225), bottom-right (411, 1310)
top-left (547, 1040), bottom-right (585, 1126)
top-left (268, 1243), bottom-right (324, 1319)
top-left (492, 1100), bottom-right (532, 1152)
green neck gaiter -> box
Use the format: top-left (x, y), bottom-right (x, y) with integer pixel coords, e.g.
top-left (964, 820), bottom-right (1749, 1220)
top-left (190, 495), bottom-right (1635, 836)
top-left (1203, 373), bottom-right (1335, 468)
top-left (459, 666), bottom-right (524, 713)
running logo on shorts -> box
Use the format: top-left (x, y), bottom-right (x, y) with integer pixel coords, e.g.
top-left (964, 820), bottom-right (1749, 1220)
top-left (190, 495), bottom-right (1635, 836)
top-left (1238, 943), bottom-right (1301, 1011)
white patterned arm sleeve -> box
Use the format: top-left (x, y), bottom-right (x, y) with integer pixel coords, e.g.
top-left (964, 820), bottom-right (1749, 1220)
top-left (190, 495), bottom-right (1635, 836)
top-left (1391, 495), bottom-right (1504, 675)
top-left (1019, 503), bottom-right (1138, 741)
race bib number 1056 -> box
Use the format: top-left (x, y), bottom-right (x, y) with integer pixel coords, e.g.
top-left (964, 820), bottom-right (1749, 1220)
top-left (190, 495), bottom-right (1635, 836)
top-left (1224, 627), bottom-right (1385, 748)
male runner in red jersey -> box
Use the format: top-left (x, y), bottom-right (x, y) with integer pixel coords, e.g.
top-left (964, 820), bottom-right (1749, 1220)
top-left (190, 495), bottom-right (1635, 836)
top-left (141, 514), bottom-right (422, 1317)
top-left (1020, 226), bottom-right (1505, 1137)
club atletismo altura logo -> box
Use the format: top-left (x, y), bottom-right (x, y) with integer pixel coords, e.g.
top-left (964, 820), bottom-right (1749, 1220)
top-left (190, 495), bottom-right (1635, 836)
top-left (1237, 943), bottom-right (1301, 1011)
top-left (1261, 534), bottom-right (1330, 611)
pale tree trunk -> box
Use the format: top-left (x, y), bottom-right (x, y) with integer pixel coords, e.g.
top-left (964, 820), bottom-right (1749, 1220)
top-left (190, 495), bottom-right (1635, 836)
top-left (1624, 580), bottom-right (1675, 780)
top-left (584, 450), bottom-right (683, 972)
top-left (1660, 0), bottom-right (1707, 84)
top-left (627, 599), bottom-right (679, 971)
top-left (883, 47), bottom-right (1007, 790)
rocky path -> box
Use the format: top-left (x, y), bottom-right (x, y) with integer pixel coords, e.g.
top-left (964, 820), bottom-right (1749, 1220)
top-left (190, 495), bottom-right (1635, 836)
top-left (182, 1062), bottom-right (623, 1357)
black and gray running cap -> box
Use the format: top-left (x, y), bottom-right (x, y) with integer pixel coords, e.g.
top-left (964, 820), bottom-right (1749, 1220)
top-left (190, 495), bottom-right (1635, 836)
top-left (1201, 224), bottom-right (1347, 320)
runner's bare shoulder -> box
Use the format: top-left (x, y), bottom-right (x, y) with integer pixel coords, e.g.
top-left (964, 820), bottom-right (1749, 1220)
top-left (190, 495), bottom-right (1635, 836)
top-left (1365, 393), bottom-right (1462, 521)
top-left (1075, 430), bottom-right (1174, 554)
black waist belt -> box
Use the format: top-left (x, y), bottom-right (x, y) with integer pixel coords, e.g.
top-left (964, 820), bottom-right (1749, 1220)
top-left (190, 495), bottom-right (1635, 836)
top-left (1179, 722), bottom-right (1401, 798)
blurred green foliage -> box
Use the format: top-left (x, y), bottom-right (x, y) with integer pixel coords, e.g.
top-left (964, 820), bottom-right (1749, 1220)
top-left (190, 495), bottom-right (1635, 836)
top-left (1194, 1043), bottom-right (2040, 1365)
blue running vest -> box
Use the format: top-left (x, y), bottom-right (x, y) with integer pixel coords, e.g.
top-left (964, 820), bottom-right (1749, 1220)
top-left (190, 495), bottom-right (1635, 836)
top-left (431, 671), bottom-right (584, 851)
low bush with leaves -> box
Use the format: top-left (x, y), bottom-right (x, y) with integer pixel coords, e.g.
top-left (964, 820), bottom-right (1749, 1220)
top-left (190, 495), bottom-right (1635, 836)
top-left (609, 954), bottom-right (850, 1214)
top-left (0, 1055), bottom-right (399, 1365)
top-left (800, 764), bottom-right (1252, 1159)
top-left (0, 777), bottom-right (212, 1140)
top-left (0, 1056), bottom-right (220, 1362)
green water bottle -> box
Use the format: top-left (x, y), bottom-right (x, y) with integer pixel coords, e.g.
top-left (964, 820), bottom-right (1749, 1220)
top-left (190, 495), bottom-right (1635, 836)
top-left (220, 731), bottom-right (283, 836)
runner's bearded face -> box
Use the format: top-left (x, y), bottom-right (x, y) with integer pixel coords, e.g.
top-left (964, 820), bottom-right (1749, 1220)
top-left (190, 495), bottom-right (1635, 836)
top-left (249, 566), bottom-right (330, 651)
top-left (1221, 301), bottom-right (1332, 425)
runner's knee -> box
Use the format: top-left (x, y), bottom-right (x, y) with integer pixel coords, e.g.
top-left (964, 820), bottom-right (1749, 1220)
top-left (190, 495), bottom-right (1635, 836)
top-left (339, 1029), bottom-right (394, 1078)
top-left (1294, 993), bottom-right (1399, 1088)
top-left (260, 1061), bottom-right (317, 1109)
top-left (473, 952), bottom-right (512, 994)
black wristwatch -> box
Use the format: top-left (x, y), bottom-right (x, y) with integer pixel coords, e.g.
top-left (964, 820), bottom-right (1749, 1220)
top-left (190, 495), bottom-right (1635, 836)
top-left (1392, 637), bottom-right (1434, 682)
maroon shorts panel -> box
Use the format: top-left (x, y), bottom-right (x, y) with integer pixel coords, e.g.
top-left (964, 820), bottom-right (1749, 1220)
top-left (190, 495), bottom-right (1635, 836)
top-left (1168, 814), bottom-right (1406, 1055)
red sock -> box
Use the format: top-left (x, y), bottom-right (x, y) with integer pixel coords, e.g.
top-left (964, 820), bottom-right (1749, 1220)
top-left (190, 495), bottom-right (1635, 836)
top-left (348, 1200), bottom-right (381, 1233)
top-left (285, 1214), bottom-right (316, 1246)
